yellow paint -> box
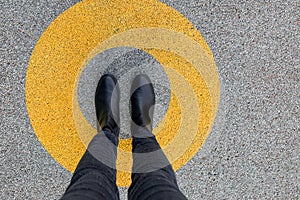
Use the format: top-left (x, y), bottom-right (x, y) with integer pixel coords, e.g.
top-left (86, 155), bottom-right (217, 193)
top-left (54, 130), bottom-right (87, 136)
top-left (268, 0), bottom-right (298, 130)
top-left (26, 0), bottom-right (220, 186)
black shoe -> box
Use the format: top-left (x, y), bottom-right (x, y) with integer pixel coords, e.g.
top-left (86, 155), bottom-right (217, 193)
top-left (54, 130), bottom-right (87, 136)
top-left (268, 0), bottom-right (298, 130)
top-left (95, 74), bottom-right (120, 136)
top-left (130, 74), bottom-right (155, 136)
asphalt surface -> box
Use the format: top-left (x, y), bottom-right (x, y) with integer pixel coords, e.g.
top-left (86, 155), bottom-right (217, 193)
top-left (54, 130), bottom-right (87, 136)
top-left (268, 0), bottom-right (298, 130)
top-left (1, 0), bottom-right (299, 199)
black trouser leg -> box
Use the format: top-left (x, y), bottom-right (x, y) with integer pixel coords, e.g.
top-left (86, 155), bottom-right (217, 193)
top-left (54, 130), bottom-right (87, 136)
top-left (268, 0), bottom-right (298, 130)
top-left (128, 129), bottom-right (187, 200)
top-left (61, 129), bottom-right (119, 200)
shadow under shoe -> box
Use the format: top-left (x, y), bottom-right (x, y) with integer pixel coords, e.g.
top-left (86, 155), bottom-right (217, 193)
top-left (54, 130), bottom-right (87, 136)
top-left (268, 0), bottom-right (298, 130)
top-left (95, 74), bottom-right (120, 137)
top-left (130, 74), bottom-right (155, 138)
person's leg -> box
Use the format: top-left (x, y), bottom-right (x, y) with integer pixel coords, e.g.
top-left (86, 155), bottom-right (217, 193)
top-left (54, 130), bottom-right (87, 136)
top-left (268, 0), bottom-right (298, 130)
top-left (128, 74), bottom-right (187, 200)
top-left (61, 74), bottom-right (120, 200)
top-left (129, 132), bottom-right (187, 200)
top-left (61, 129), bottom-right (119, 200)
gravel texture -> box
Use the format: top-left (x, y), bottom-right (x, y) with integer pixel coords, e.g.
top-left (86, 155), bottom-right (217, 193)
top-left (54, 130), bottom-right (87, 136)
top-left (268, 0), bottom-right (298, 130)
top-left (1, 0), bottom-right (299, 199)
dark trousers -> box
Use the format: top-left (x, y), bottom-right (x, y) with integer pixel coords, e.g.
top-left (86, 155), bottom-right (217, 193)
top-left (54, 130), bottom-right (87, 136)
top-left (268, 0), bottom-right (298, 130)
top-left (61, 128), bottom-right (187, 200)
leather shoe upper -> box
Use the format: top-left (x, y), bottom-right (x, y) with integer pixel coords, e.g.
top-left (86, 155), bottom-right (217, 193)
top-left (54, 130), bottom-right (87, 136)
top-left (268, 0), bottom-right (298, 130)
top-left (95, 74), bottom-right (120, 135)
top-left (130, 74), bottom-right (155, 135)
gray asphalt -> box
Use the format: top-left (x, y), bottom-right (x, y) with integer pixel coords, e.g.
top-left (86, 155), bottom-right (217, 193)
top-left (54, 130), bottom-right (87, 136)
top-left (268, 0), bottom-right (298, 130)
top-left (1, 0), bottom-right (299, 199)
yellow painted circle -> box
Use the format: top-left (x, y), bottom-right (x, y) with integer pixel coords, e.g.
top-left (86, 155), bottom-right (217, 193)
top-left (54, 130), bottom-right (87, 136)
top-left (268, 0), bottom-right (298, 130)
top-left (26, 0), bottom-right (220, 186)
